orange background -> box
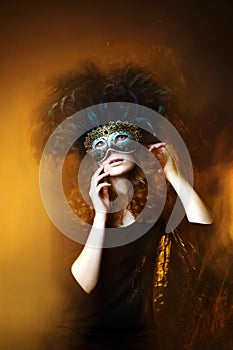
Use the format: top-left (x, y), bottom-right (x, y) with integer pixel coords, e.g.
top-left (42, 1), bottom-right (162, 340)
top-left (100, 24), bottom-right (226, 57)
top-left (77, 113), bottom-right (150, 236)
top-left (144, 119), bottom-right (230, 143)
top-left (0, 1), bottom-right (232, 349)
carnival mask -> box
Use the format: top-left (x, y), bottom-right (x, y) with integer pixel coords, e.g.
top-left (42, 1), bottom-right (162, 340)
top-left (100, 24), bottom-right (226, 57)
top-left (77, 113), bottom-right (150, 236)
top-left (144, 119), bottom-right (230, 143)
top-left (84, 121), bottom-right (142, 162)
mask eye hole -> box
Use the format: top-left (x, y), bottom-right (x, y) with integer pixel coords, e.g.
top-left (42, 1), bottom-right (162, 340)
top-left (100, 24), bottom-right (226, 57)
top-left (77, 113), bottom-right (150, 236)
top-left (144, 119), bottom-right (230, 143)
top-left (95, 140), bottom-right (106, 149)
top-left (114, 134), bottom-right (128, 144)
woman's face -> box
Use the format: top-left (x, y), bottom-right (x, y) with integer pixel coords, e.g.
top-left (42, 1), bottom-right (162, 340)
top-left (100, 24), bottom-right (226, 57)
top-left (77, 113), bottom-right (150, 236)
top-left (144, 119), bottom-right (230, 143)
top-left (99, 150), bottom-right (136, 177)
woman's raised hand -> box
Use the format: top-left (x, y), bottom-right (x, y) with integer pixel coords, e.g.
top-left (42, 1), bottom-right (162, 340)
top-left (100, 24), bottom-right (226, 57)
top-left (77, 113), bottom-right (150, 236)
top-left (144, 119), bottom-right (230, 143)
top-left (148, 143), bottom-right (213, 224)
top-left (148, 142), bottom-right (179, 179)
top-left (89, 166), bottom-right (111, 215)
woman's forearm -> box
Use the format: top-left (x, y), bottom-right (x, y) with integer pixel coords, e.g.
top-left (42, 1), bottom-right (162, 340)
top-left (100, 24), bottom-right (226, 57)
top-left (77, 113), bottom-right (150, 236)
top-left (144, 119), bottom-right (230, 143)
top-left (71, 213), bottom-right (107, 294)
top-left (166, 171), bottom-right (213, 224)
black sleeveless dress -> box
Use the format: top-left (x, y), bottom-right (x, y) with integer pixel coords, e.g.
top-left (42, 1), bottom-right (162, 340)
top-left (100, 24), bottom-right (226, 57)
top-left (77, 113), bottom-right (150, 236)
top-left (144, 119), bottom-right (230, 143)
top-left (53, 220), bottom-right (164, 350)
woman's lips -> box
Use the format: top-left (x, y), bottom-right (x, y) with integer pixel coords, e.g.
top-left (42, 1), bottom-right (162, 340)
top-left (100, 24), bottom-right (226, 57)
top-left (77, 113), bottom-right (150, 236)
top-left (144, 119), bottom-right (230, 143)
top-left (108, 158), bottom-right (125, 165)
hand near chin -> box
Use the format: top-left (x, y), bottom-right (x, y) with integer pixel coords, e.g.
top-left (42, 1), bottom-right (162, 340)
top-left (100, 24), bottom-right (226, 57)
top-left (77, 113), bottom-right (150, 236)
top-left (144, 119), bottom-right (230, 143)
top-left (89, 166), bottom-right (111, 215)
top-left (148, 142), bottom-right (179, 178)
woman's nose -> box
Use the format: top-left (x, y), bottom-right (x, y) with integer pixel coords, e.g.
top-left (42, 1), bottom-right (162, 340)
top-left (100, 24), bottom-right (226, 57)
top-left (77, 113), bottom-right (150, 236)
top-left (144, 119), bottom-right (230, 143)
top-left (100, 150), bottom-right (117, 164)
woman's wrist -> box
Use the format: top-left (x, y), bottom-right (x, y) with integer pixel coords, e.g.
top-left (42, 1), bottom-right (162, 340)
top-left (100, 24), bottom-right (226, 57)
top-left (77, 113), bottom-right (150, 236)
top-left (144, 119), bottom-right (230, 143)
top-left (164, 168), bottom-right (180, 184)
top-left (93, 212), bottom-right (108, 226)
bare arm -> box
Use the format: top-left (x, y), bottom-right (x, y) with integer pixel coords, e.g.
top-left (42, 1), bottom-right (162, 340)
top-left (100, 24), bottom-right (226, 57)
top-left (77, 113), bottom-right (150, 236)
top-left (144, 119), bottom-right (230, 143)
top-left (71, 166), bottom-right (111, 294)
top-left (149, 143), bottom-right (213, 224)
top-left (165, 170), bottom-right (213, 224)
top-left (71, 213), bottom-right (107, 294)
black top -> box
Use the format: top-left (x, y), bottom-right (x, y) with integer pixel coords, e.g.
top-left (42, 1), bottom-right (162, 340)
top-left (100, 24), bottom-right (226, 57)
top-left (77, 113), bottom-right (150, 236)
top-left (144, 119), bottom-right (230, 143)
top-left (53, 220), bottom-right (164, 350)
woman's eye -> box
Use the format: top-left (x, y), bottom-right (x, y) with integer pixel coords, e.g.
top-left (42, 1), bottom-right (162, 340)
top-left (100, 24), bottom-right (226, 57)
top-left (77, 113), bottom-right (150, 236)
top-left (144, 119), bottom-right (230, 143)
top-left (115, 134), bottom-right (128, 143)
top-left (95, 141), bottom-right (105, 149)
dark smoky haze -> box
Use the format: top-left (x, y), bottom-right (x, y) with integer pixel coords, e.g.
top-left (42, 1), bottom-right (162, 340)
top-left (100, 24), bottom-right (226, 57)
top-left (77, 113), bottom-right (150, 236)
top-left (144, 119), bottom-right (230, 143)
top-left (0, 1), bottom-right (232, 349)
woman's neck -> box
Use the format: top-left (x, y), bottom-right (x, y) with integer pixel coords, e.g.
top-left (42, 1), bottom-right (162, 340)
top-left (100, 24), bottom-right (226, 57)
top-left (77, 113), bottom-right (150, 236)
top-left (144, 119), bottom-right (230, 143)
top-left (108, 175), bottom-right (135, 227)
top-left (110, 175), bottom-right (130, 194)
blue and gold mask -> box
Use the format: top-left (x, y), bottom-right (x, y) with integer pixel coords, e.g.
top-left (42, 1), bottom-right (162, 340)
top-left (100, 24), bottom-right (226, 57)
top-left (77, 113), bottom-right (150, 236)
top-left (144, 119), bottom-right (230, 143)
top-left (84, 121), bottom-right (142, 162)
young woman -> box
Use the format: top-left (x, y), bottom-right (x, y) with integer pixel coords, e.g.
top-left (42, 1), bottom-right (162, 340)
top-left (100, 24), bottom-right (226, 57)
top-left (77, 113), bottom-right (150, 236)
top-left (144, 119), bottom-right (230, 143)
top-left (32, 63), bottom-right (212, 349)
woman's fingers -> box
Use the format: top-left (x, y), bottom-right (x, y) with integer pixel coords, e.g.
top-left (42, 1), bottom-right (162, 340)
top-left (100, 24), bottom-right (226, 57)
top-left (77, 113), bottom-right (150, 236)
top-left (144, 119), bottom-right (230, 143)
top-left (91, 167), bottom-right (109, 186)
top-left (148, 142), bottom-right (179, 176)
top-left (96, 183), bottom-right (111, 194)
top-left (92, 165), bottom-right (104, 180)
top-left (148, 142), bottom-right (166, 151)
top-left (89, 166), bottom-right (111, 212)
top-left (95, 171), bottom-right (110, 186)
top-left (148, 143), bottom-right (168, 161)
